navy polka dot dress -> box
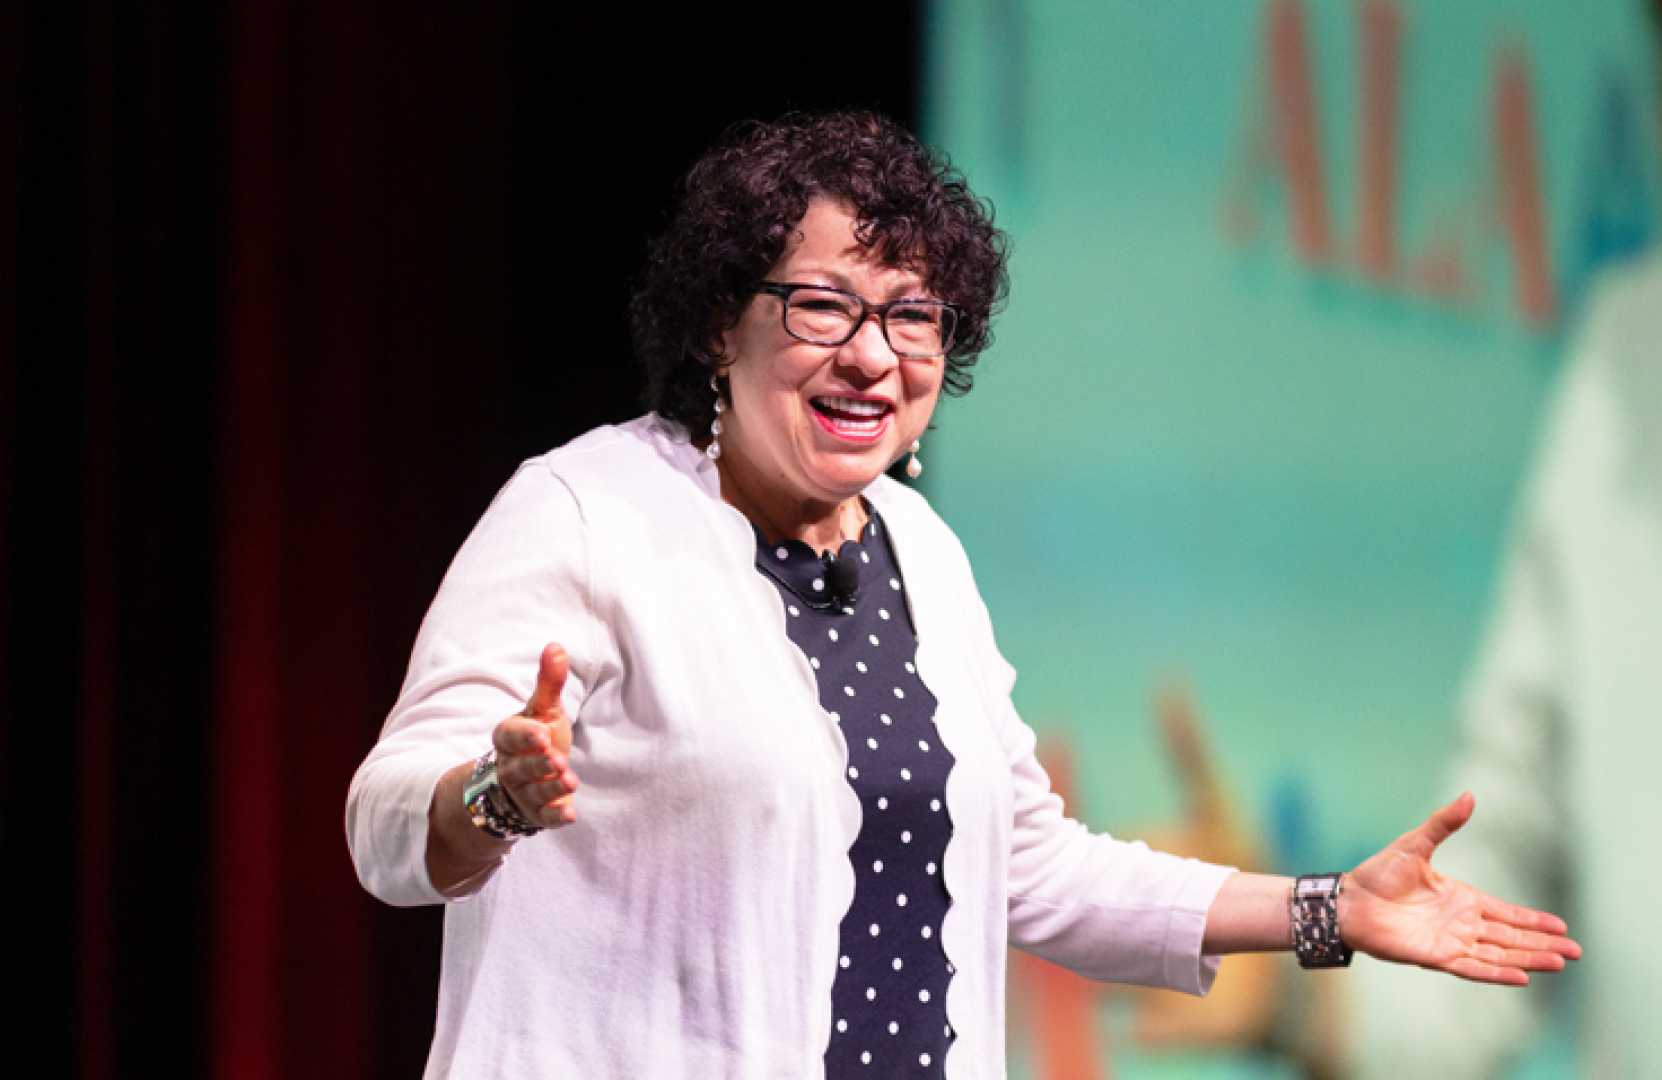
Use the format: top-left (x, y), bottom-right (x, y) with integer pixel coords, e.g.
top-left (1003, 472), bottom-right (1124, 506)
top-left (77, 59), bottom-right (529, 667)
top-left (753, 511), bottom-right (958, 1076)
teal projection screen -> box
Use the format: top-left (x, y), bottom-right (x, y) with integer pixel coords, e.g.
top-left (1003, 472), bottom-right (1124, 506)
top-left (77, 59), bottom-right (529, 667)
top-left (922, 1), bottom-right (1655, 1075)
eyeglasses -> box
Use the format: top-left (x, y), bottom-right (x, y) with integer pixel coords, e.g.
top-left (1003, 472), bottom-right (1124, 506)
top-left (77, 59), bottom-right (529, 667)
top-left (756, 281), bottom-right (960, 359)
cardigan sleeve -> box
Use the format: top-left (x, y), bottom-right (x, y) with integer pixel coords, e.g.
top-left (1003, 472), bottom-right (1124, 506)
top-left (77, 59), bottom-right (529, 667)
top-left (346, 457), bottom-right (606, 907)
top-left (969, 593), bottom-right (1236, 994)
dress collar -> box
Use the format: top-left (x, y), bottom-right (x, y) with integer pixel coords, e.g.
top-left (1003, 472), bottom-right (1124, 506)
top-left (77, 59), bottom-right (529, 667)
top-left (752, 512), bottom-right (886, 612)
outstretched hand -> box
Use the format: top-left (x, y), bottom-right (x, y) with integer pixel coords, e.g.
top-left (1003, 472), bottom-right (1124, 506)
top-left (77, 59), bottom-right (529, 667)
top-left (490, 643), bottom-right (580, 828)
top-left (1342, 792), bottom-right (1580, 985)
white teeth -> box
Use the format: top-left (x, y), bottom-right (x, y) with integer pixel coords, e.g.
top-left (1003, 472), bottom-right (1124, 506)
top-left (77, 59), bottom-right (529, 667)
top-left (827, 416), bottom-right (881, 433)
top-left (816, 396), bottom-right (888, 417)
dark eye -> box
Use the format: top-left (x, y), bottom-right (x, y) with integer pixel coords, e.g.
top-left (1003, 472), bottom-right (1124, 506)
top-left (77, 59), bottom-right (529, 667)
top-left (892, 302), bottom-right (950, 327)
top-left (796, 296), bottom-right (853, 315)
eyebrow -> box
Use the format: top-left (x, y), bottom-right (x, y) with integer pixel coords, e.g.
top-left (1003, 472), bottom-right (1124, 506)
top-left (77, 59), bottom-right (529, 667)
top-left (789, 265), bottom-right (932, 301)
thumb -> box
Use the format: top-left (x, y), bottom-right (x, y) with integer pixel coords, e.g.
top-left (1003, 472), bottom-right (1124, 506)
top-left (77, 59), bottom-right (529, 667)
top-left (1397, 790), bottom-right (1475, 862)
top-left (522, 643), bottom-right (570, 723)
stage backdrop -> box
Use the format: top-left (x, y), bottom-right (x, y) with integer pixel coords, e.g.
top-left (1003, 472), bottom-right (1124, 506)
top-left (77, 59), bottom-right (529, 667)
top-left (923, 1), bottom-right (1655, 1076)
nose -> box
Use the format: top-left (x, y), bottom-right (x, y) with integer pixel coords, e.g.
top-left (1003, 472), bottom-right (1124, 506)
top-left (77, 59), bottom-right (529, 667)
top-left (839, 311), bottom-right (899, 380)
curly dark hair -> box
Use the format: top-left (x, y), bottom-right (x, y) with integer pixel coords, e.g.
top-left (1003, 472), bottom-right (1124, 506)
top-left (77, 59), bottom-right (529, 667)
top-left (631, 110), bottom-right (1009, 438)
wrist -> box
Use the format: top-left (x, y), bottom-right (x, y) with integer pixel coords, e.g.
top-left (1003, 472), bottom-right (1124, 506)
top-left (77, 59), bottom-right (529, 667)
top-left (1337, 871), bottom-right (1354, 943)
top-left (1290, 872), bottom-right (1354, 969)
top-left (463, 750), bottom-right (543, 840)
top-left (426, 760), bottom-right (515, 898)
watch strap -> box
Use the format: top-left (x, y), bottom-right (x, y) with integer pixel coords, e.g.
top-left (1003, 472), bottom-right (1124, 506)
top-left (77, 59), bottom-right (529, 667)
top-left (1291, 872), bottom-right (1354, 969)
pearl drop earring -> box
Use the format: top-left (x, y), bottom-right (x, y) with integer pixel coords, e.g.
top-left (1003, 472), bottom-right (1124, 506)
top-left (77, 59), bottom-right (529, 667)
top-left (905, 439), bottom-right (923, 479)
top-left (707, 373), bottom-right (725, 461)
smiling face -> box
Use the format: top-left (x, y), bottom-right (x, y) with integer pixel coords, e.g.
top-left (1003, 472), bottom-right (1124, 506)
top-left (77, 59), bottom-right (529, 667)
top-left (714, 198), bottom-right (945, 539)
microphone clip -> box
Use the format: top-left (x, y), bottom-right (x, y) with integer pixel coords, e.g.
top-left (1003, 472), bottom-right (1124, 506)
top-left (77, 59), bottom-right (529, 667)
top-left (820, 551), bottom-right (861, 610)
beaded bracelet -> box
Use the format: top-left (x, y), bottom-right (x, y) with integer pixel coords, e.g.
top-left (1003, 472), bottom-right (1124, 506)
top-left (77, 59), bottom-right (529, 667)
top-left (462, 750), bottom-right (542, 841)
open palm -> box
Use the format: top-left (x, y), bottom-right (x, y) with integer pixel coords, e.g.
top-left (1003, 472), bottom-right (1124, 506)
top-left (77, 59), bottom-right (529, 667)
top-left (1342, 793), bottom-right (1580, 985)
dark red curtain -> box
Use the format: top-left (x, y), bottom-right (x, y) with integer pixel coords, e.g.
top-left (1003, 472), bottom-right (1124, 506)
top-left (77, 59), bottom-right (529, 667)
top-left (12, 6), bottom-right (919, 1077)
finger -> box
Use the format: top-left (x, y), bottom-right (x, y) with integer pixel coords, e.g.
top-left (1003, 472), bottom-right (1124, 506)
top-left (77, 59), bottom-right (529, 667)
top-left (1396, 791), bottom-right (1475, 861)
top-left (1479, 894), bottom-right (1572, 938)
top-left (1443, 956), bottom-right (1530, 987)
top-left (517, 767), bottom-right (580, 809)
top-left (522, 643), bottom-right (570, 720)
top-left (1469, 941), bottom-right (1567, 972)
top-left (499, 769), bottom-right (578, 828)
top-left (515, 787), bottom-right (576, 829)
top-left (493, 716), bottom-right (554, 757)
top-left (1479, 918), bottom-right (1582, 961)
top-left (538, 797), bottom-right (578, 828)
top-left (496, 746), bottom-right (566, 789)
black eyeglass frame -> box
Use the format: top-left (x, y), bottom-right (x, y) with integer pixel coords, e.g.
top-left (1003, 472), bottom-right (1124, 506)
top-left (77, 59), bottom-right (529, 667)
top-left (755, 281), bottom-right (961, 359)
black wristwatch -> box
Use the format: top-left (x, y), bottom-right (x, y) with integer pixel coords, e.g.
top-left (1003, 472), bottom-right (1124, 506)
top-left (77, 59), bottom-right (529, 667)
top-left (1291, 873), bottom-right (1354, 969)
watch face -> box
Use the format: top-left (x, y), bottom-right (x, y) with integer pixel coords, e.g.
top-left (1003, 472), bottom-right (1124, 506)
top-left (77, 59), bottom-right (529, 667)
top-left (462, 752), bottom-right (498, 805)
top-left (1294, 873), bottom-right (1341, 900)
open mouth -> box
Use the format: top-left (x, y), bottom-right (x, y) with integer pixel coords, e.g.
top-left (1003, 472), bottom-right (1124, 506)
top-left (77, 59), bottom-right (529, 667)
top-left (810, 395), bottom-right (892, 440)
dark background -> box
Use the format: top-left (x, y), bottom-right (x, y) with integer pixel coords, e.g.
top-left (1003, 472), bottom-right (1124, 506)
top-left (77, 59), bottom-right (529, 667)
top-left (9, 6), bottom-right (922, 1077)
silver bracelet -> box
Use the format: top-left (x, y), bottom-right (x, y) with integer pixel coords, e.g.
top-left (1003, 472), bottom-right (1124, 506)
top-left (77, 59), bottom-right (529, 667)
top-left (1291, 873), bottom-right (1354, 969)
top-left (462, 750), bottom-right (542, 840)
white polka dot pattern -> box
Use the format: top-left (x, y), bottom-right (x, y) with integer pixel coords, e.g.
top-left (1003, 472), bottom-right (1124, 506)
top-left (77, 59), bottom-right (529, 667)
top-left (750, 511), bottom-right (957, 1077)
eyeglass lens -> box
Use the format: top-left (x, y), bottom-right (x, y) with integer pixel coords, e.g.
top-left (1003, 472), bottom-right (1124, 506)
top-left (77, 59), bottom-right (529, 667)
top-left (783, 287), bottom-right (955, 356)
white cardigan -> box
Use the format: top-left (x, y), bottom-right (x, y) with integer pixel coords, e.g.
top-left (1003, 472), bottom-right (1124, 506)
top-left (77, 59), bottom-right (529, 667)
top-left (347, 415), bottom-right (1232, 1079)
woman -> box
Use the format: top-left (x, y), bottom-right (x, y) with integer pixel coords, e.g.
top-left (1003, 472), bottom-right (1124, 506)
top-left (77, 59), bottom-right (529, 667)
top-left (347, 111), bottom-right (1577, 1078)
